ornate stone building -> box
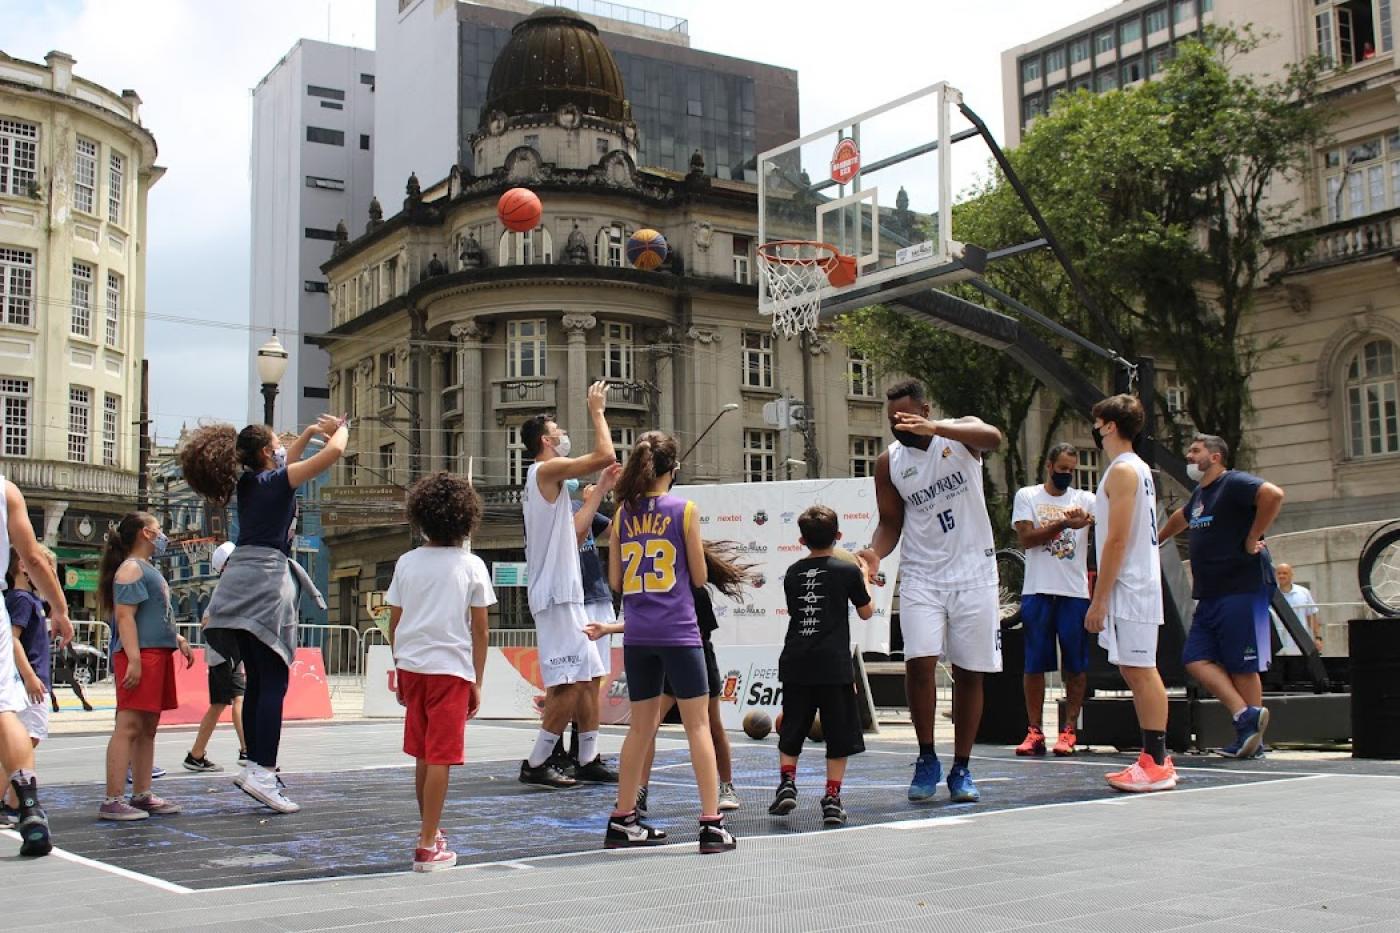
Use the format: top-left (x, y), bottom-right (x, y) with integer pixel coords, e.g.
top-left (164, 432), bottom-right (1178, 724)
top-left (318, 8), bottom-right (889, 630)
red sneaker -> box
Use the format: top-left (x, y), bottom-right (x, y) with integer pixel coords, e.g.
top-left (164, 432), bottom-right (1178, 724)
top-left (413, 846), bottom-right (457, 872)
top-left (1106, 753), bottom-right (1177, 793)
top-left (1052, 727), bottom-right (1077, 757)
top-left (1015, 726), bottom-right (1046, 756)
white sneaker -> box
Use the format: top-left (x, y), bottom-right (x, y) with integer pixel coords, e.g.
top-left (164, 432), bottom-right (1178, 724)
top-left (236, 764), bottom-right (300, 814)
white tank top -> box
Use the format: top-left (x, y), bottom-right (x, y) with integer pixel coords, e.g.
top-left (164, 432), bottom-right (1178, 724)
top-left (887, 438), bottom-right (997, 588)
top-left (522, 462), bottom-right (584, 613)
top-left (0, 474), bottom-right (8, 595)
top-left (1092, 452), bottom-right (1163, 625)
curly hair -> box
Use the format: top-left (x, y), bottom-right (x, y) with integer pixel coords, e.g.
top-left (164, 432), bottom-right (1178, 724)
top-left (179, 423), bottom-right (275, 505)
top-left (614, 431), bottom-right (679, 510)
top-left (700, 540), bottom-right (758, 601)
top-left (406, 471), bottom-right (482, 546)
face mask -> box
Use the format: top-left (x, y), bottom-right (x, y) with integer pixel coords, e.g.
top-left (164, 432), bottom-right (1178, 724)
top-left (1185, 462), bottom-right (1204, 482)
top-left (564, 477), bottom-right (581, 495)
top-left (892, 429), bottom-right (920, 447)
top-left (1091, 426), bottom-right (1105, 451)
top-left (1050, 471), bottom-right (1073, 491)
top-left (553, 434), bottom-right (572, 458)
top-left (274, 447), bottom-right (288, 470)
top-left (153, 532), bottom-right (169, 556)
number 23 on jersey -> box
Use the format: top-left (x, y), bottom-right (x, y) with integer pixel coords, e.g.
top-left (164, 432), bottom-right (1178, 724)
top-left (620, 540), bottom-right (678, 594)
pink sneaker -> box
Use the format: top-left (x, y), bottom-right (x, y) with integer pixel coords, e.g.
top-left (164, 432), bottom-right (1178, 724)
top-left (413, 846), bottom-right (457, 872)
top-left (129, 793), bottom-right (182, 815)
top-left (1106, 753), bottom-right (1178, 793)
top-left (98, 798), bottom-right (149, 821)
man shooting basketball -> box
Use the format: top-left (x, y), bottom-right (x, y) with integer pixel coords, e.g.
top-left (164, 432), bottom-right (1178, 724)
top-left (518, 382), bottom-right (618, 788)
top-left (857, 379), bottom-right (1002, 803)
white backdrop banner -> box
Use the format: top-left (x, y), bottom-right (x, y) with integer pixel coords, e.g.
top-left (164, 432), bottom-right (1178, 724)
top-left (675, 478), bottom-right (900, 654)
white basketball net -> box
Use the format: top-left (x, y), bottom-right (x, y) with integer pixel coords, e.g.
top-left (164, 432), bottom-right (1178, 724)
top-left (758, 241), bottom-right (837, 337)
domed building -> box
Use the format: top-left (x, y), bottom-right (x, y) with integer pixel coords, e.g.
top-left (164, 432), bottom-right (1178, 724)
top-left (317, 7), bottom-right (891, 630)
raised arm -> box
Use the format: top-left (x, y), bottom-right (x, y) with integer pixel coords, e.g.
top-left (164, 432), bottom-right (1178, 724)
top-left (5, 480), bottom-right (71, 645)
top-left (574, 464), bottom-right (621, 544)
top-left (287, 416), bottom-right (349, 488)
top-left (894, 413), bottom-right (1002, 454)
top-left (539, 382), bottom-right (617, 487)
top-left (856, 451), bottom-right (905, 582)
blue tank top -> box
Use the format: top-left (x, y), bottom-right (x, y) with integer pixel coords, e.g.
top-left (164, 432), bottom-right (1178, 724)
top-left (616, 494), bottom-right (698, 647)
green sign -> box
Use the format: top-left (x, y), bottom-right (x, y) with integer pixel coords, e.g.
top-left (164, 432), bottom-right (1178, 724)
top-left (64, 568), bottom-right (99, 592)
top-left (491, 562), bottom-right (529, 588)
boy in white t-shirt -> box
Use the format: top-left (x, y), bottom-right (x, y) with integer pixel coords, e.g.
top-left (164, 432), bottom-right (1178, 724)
top-left (1011, 443), bottom-right (1095, 757)
top-left (387, 472), bottom-right (497, 872)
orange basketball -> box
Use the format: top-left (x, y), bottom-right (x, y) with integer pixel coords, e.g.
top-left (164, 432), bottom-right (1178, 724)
top-left (498, 187), bottom-right (542, 233)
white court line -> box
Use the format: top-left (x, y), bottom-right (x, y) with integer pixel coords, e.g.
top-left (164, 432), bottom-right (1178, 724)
top-left (0, 829), bottom-right (194, 894)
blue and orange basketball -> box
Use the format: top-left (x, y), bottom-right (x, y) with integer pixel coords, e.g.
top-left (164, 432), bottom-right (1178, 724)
top-left (497, 187), bottom-right (542, 233)
top-left (626, 228), bottom-right (669, 270)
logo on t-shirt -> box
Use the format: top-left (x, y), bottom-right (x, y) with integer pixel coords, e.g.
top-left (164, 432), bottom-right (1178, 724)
top-left (1189, 501), bottom-right (1212, 529)
top-left (1035, 503), bottom-right (1079, 561)
top-left (753, 510), bottom-right (769, 526)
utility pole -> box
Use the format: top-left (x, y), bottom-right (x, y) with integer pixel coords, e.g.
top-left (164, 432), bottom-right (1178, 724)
top-left (137, 359), bottom-right (151, 511)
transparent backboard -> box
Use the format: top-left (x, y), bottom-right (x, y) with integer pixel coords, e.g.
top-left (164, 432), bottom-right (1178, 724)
top-left (757, 82), bottom-right (977, 321)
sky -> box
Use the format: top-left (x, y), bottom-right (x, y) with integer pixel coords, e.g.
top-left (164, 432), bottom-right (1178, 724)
top-left (1, 0), bottom-right (1114, 443)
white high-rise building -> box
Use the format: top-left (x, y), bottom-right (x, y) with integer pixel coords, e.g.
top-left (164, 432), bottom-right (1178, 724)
top-left (248, 39), bottom-right (375, 428)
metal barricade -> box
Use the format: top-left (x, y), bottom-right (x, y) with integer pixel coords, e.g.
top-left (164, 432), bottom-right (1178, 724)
top-left (488, 628), bottom-right (537, 648)
top-left (297, 623), bottom-right (364, 678)
top-left (54, 619), bottom-right (112, 686)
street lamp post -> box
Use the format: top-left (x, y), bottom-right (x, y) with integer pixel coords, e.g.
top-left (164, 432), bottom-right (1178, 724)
top-left (255, 333), bottom-right (289, 427)
top-left (680, 402), bottom-right (740, 465)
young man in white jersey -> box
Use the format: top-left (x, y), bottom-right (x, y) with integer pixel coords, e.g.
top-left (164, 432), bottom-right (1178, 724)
top-left (1011, 443), bottom-right (1095, 756)
top-left (857, 380), bottom-right (1003, 804)
top-left (517, 382), bottom-right (619, 788)
top-left (2, 478), bottom-right (75, 856)
top-left (1087, 394), bottom-right (1176, 792)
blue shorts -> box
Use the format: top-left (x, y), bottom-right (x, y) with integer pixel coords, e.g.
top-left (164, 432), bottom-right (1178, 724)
top-left (1020, 594), bottom-right (1091, 674)
top-left (624, 644), bottom-right (709, 702)
top-left (1183, 588), bottom-right (1272, 674)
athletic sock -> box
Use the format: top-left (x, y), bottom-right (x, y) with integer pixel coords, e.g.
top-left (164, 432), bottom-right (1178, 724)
top-left (825, 779), bottom-right (841, 798)
top-left (527, 730), bottom-right (562, 768)
top-left (1143, 730), bottom-right (1168, 766)
top-left (611, 808), bottom-right (636, 820)
top-left (699, 813), bottom-right (722, 824)
top-left (779, 764), bottom-right (797, 783)
top-left (578, 730), bottom-right (599, 765)
top-left (918, 742), bottom-right (936, 758)
top-left (953, 756), bottom-right (970, 771)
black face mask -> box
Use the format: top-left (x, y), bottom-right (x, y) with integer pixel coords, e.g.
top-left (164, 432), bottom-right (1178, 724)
top-left (1091, 426), bottom-right (1104, 450)
top-left (1050, 471), bottom-right (1073, 491)
top-left (892, 429), bottom-right (921, 447)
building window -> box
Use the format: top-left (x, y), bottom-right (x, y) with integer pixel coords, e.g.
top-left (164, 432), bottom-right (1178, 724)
top-left (1346, 338), bottom-right (1399, 458)
top-left (1160, 369), bottom-right (1191, 425)
top-left (1095, 28), bottom-right (1116, 54)
top-left (74, 137), bottom-right (97, 214)
top-left (1174, 0), bottom-right (1196, 24)
top-left (611, 426), bottom-right (636, 464)
top-left (507, 425), bottom-right (532, 485)
top-left (306, 175), bottom-right (346, 190)
top-left (1149, 47), bottom-right (1171, 75)
top-left (305, 227), bottom-right (339, 240)
top-left (1070, 37), bottom-right (1091, 64)
top-left (1022, 58), bottom-right (1041, 82)
top-left (507, 320), bottom-right (547, 379)
top-left (742, 332), bottom-right (774, 390)
top-left (360, 73), bottom-right (375, 86)
top-left (0, 118), bottom-right (38, 196)
top-left (743, 429), bottom-right (777, 482)
top-left (319, 101), bottom-right (343, 111)
top-left (379, 443), bottom-right (397, 483)
top-left (847, 350), bottom-right (876, 398)
top-left (342, 452), bottom-right (358, 485)
top-left (850, 436), bottom-right (880, 478)
top-left (103, 393), bottom-right (119, 467)
top-left (378, 351), bottom-right (397, 409)
top-left (1097, 69), bottom-right (1119, 92)
top-left (596, 223), bottom-right (626, 267)
top-left (347, 367), bottom-right (358, 419)
top-left (306, 126), bottom-right (344, 146)
top-left (597, 137), bottom-right (610, 155)
top-left (68, 387), bottom-right (90, 463)
top-left (0, 247), bottom-right (34, 326)
top-left (499, 227), bottom-right (553, 265)
top-left (1073, 448), bottom-right (1102, 490)
top-left (1023, 95), bottom-right (1044, 122)
top-left (1045, 47), bottom-right (1066, 73)
top-left (107, 152), bottom-right (125, 224)
top-left (602, 321), bottom-right (634, 381)
top-left (70, 262), bottom-right (94, 338)
top-left (304, 280), bottom-right (329, 293)
top-left (306, 84), bottom-right (345, 100)
top-left (1323, 132), bottom-right (1400, 222)
top-left (1, 378), bottom-right (30, 457)
top-left (1314, 0), bottom-right (1389, 65)
top-left (1121, 59), bottom-right (1144, 85)
top-left (360, 134), bottom-right (371, 150)
top-left (1146, 5), bottom-right (1169, 33)
top-left (732, 235), bottom-right (752, 283)
top-left (105, 271), bottom-right (122, 346)
top-left (1120, 19), bottom-right (1142, 44)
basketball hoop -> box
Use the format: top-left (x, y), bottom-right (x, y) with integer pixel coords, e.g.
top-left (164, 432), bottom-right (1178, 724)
top-left (758, 240), bottom-right (842, 336)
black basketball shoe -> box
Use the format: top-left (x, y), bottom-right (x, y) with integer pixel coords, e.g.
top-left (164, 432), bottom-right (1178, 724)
top-left (768, 777), bottom-right (798, 816)
top-left (698, 818), bottom-right (737, 854)
top-left (604, 812), bottom-right (668, 849)
top-left (519, 758), bottom-right (577, 789)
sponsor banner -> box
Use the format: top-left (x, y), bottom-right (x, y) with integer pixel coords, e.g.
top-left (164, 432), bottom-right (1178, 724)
top-left (713, 644), bottom-right (878, 734)
top-left (675, 478), bottom-right (900, 654)
top-left (162, 647), bottom-right (333, 725)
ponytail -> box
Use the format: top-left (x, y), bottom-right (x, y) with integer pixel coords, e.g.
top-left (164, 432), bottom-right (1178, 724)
top-left (701, 540), bottom-right (759, 600)
top-left (98, 512), bottom-right (155, 615)
top-left (613, 431), bottom-right (681, 510)
top-left (179, 423), bottom-right (275, 505)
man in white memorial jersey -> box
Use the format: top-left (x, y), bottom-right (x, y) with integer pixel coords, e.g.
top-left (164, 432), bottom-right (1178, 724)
top-left (1087, 394), bottom-right (1176, 792)
top-left (517, 382), bottom-right (619, 789)
top-left (858, 380), bottom-right (1003, 804)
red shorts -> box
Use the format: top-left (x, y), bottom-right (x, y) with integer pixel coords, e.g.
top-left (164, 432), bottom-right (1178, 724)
top-left (114, 648), bottom-right (178, 713)
top-left (399, 670), bottom-right (471, 765)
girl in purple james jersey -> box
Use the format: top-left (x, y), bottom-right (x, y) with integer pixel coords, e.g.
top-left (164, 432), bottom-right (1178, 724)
top-left (603, 432), bottom-right (736, 855)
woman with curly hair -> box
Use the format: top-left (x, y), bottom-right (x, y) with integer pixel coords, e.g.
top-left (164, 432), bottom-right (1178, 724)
top-left (179, 414), bottom-right (347, 813)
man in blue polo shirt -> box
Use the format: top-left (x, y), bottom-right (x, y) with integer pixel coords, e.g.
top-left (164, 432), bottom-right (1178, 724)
top-left (1158, 434), bottom-right (1285, 758)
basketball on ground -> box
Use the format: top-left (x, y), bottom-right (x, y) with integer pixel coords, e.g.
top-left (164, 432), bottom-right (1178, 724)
top-left (774, 712), bottom-right (783, 735)
top-left (742, 710), bottom-right (772, 740)
top-left (498, 187), bottom-right (542, 233)
top-left (626, 228), bottom-right (669, 270)
top-left (809, 715), bottom-right (824, 743)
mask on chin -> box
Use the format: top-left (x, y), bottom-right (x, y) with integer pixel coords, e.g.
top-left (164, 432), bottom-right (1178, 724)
top-left (553, 434), bottom-right (572, 458)
top-left (1185, 463), bottom-right (1204, 482)
top-left (1050, 471), bottom-right (1073, 491)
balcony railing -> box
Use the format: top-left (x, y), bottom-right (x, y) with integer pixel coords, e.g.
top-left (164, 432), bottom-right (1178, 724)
top-left (605, 379), bottom-right (655, 410)
top-left (1276, 208), bottom-right (1400, 274)
top-left (494, 377), bottom-right (557, 411)
top-left (0, 458), bottom-right (138, 498)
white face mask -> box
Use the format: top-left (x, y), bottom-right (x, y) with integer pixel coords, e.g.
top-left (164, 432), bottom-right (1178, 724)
top-left (553, 434), bottom-right (572, 458)
top-left (1185, 463), bottom-right (1204, 482)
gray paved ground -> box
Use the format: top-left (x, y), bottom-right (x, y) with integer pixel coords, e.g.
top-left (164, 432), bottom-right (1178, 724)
top-left (3, 720), bottom-right (1398, 932)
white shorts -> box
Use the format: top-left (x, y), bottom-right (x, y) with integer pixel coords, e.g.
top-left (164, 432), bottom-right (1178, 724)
top-left (0, 613), bottom-right (29, 715)
top-left (17, 695), bottom-right (49, 740)
top-left (900, 582), bottom-right (1003, 672)
top-left (535, 602), bottom-right (606, 687)
top-left (1098, 617), bottom-right (1160, 668)
top-left (585, 599), bottom-right (615, 676)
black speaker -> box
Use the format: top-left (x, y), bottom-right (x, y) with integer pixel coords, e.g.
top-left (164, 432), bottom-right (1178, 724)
top-left (1350, 619), bottom-right (1400, 759)
top-left (976, 626), bottom-right (1027, 744)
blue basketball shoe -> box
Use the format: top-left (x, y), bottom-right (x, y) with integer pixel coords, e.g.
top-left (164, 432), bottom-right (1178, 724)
top-left (908, 753), bottom-right (942, 802)
top-left (947, 764), bottom-right (981, 803)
